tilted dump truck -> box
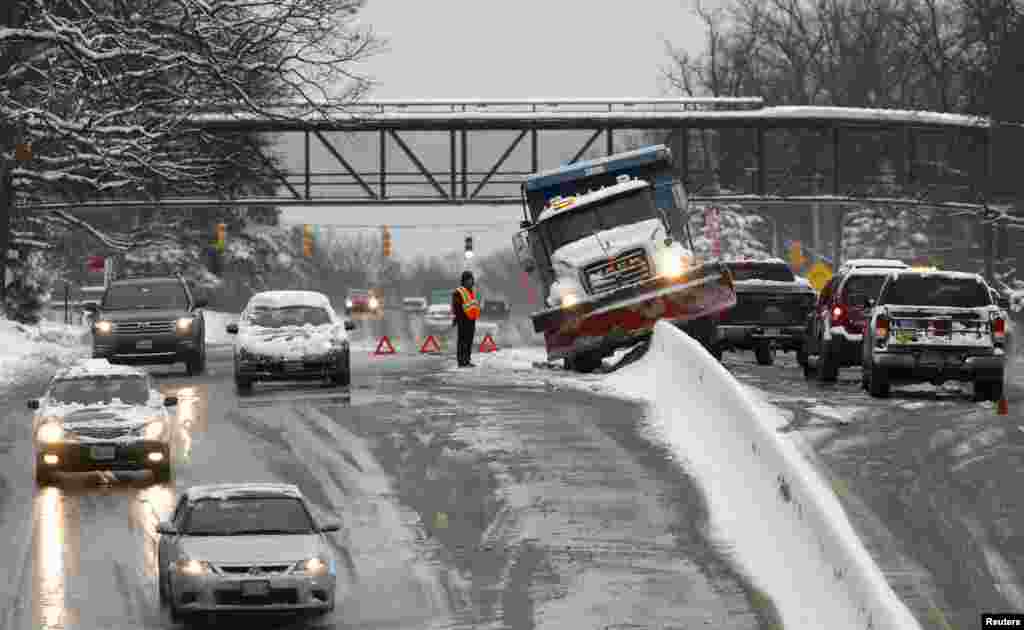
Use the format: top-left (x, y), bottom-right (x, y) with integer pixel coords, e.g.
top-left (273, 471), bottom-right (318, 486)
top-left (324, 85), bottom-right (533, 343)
top-left (513, 144), bottom-right (737, 372)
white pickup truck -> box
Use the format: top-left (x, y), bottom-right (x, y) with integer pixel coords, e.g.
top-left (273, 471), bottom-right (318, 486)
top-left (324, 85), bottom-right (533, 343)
top-left (861, 269), bottom-right (1007, 400)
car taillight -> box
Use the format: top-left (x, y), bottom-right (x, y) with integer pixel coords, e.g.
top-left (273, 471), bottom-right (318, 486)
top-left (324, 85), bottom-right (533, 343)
top-left (876, 316), bottom-right (890, 340)
top-left (993, 317), bottom-right (1006, 342)
top-left (831, 304), bottom-right (846, 325)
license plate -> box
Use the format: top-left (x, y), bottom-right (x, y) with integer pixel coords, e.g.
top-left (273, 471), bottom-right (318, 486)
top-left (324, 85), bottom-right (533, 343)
top-left (136, 340), bottom-right (153, 350)
top-left (241, 580), bottom-right (270, 597)
top-left (90, 446), bottom-right (115, 460)
top-left (920, 352), bottom-right (945, 365)
top-left (762, 328), bottom-right (781, 337)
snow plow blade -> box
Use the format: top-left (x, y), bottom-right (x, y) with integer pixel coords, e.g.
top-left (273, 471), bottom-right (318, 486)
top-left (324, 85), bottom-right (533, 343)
top-left (532, 261), bottom-right (737, 360)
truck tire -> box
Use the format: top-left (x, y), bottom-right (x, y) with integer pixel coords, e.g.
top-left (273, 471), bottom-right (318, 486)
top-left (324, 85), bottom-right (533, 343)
top-left (754, 342), bottom-right (775, 366)
top-left (565, 352), bottom-right (603, 373)
top-left (817, 338), bottom-right (839, 383)
top-left (867, 365), bottom-right (890, 398)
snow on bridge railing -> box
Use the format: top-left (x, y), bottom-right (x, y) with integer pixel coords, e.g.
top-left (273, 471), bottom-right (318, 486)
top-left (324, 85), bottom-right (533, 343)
top-left (184, 100), bottom-right (990, 129)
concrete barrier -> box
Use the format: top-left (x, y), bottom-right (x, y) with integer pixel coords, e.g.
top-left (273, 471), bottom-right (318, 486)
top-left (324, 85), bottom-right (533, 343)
top-left (645, 320), bottom-right (920, 630)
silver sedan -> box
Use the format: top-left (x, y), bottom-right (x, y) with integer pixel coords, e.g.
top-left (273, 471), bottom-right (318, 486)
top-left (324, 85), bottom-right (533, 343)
top-left (157, 483), bottom-right (343, 624)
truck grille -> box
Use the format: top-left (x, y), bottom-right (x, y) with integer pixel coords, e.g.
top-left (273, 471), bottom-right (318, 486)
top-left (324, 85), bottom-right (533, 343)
top-left (71, 426), bottom-right (131, 440)
top-left (583, 248), bottom-right (652, 294)
top-left (112, 320), bottom-right (175, 334)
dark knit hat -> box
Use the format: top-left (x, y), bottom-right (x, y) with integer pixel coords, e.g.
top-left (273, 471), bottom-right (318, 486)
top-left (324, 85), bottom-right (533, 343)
top-left (461, 270), bottom-right (474, 283)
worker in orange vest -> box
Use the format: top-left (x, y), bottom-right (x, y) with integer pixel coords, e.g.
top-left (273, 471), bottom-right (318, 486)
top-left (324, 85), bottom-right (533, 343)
top-left (452, 270), bottom-right (480, 367)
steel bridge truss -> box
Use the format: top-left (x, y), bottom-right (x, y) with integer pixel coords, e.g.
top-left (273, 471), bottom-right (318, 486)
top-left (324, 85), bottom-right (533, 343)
top-left (21, 99), bottom-right (1024, 213)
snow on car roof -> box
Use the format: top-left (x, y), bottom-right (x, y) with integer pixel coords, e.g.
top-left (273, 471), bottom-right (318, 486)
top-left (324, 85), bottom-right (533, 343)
top-left (723, 257), bottom-right (789, 265)
top-left (185, 483), bottom-right (303, 501)
top-left (839, 258), bottom-right (909, 269)
top-left (247, 290), bottom-right (330, 308)
top-left (55, 358), bottom-right (148, 380)
top-left (537, 178), bottom-right (651, 222)
top-left (890, 269), bottom-right (984, 281)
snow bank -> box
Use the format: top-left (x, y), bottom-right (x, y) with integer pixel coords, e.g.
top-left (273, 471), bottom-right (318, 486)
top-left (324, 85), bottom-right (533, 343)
top-left (604, 321), bottom-right (920, 630)
top-left (203, 310), bottom-right (238, 346)
top-left (0, 318), bottom-right (89, 388)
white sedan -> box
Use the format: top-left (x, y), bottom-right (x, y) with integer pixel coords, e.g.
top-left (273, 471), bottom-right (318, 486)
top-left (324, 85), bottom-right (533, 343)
top-left (227, 290), bottom-right (355, 392)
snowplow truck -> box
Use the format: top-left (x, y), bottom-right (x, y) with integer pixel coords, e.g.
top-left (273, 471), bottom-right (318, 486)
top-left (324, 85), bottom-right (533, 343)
top-left (513, 144), bottom-right (737, 372)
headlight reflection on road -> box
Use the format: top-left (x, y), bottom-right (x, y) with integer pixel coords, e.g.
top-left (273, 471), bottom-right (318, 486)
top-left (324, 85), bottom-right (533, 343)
top-left (35, 487), bottom-right (77, 629)
top-left (134, 486), bottom-right (176, 577)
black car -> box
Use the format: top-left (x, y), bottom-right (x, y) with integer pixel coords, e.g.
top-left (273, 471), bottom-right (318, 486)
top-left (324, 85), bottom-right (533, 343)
top-left (85, 275), bottom-right (208, 376)
top-left (715, 259), bottom-right (817, 365)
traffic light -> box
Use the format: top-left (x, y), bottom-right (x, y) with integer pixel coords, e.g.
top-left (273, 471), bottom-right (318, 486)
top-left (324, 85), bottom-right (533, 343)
top-left (382, 226), bottom-right (392, 257)
top-left (214, 223), bottom-right (226, 252)
top-left (788, 240), bottom-right (804, 271)
top-left (303, 224), bottom-right (315, 257)
top-left (464, 235), bottom-right (474, 259)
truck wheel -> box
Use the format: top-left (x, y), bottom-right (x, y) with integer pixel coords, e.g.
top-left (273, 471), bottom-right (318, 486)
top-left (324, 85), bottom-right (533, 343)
top-left (973, 379), bottom-right (1003, 402)
top-left (796, 345), bottom-right (808, 368)
top-left (754, 343), bottom-right (775, 366)
top-left (817, 338), bottom-right (839, 383)
top-left (867, 365), bottom-right (890, 398)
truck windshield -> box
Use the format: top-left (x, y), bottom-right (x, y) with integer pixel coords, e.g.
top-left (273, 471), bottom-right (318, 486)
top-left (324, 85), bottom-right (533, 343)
top-left (726, 262), bottom-right (794, 282)
top-left (102, 282), bottom-right (188, 310)
top-left (541, 190), bottom-right (658, 252)
top-left (880, 275), bottom-right (991, 307)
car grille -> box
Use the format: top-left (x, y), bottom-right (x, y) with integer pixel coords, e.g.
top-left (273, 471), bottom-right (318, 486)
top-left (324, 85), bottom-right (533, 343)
top-left (725, 294), bottom-right (813, 325)
top-left (70, 426), bottom-right (132, 440)
top-left (111, 320), bottom-right (175, 334)
top-left (583, 248), bottom-right (652, 294)
top-left (216, 564), bottom-right (291, 575)
top-left (215, 588), bottom-right (299, 606)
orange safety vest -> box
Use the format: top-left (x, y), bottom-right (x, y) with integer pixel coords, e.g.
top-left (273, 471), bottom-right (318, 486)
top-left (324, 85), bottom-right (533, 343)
top-left (455, 287), bottom-right (480, 321)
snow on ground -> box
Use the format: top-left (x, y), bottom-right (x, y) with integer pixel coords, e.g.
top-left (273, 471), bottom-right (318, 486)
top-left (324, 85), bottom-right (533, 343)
top-left (0, 317), bottom-right (90, 388)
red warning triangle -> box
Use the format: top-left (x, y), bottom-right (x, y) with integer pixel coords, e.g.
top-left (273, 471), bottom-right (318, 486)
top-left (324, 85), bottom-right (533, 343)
top-left (478, 334), bottom-right (498, 353)
top-left (373, 336), bottom-right (396, 355)
top-left (419, 335), bottom-right (442, 353)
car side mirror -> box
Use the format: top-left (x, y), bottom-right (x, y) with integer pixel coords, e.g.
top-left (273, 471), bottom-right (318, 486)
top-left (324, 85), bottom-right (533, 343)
top-left (226, 323), bottom-right (238, 334)
top-left (82, 302), bottom-right (99, 312)
top-left (27, 399), bottom-right (39, 410)
top-left (320, 520), bottom-right (341, 533)
top-left (163, 396), bottom-right (178, 407)
top-left (344, 321), bottom-right (356, 331)
top-left (156, 521), bottom-right (177, 535)
top-left (194, 297), bottom-right (208, 308)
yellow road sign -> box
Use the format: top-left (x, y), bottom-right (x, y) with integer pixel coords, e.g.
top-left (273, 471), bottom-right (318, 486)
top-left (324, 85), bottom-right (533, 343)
top-left (807, 261), bottom-right (833, 291)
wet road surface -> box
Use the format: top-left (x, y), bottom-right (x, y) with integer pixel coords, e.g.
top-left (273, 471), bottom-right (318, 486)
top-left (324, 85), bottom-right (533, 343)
top-left (723, 349), bottom-right (1024, 630)
top-left (0, 326), bottom-right (770, 629)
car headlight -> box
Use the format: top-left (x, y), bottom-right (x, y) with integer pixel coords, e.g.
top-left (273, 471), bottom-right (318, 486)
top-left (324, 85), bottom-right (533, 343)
top-left (175, 559), bottom-right (211, 576)
top-left (345, 299), bottom-right (353, 308)
top-left (657, 248), bottom-right (687, 278)
top-left (94, 320), bottom-right (113, 335)
top-left (140, 421), bottom-right (166, 440)
top-left (37, 423), bottom-right (64, 443)
top-left (176, 317), bottom-right (194, 335)
top-left (369, 297), bottom-right (379, 309)
top-left (294, 556), bottom-right (331, 575)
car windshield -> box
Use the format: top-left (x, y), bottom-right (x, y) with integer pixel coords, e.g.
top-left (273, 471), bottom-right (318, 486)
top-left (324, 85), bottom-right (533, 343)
top-left (248, 305), bottom-right (331, 328)
top-left (843, 274), bottom-right (890, 303)
top-left (880, 275), bottom-right (992, 307)
top-left (102, 282), bottom-right (187, 310)
top-left (50, 375), bottom-right (150, 406)
top-left (541, 189), bottom-right (659, 252)
top-left (183, 497), bottom-right (316, 535)
top-left (726, 262), bottom-right (795, 282)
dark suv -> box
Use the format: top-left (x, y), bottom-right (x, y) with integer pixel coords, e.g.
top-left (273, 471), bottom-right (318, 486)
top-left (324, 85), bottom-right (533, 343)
top-left (803, 264), bottom-right (907, 381)
top-left (86, 276), bottom-right (208, 375)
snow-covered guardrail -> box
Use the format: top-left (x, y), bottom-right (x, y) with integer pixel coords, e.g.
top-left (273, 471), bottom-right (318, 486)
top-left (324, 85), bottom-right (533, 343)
top-left (644, 320), bottom-right (920, 630)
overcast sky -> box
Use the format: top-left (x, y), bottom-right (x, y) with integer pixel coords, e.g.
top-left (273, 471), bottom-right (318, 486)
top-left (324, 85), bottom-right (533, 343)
top-left (280, 0), bottom-right (709, 261)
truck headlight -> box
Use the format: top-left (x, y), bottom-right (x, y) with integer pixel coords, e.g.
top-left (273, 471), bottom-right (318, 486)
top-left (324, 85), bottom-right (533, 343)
top-left (37, 423), bottom-right (64, 443)
top-left (141, 421), bottom-right (166, 440)
top-left (657, 249), bottom-right (687, 278)
top-left (561, 292), bottom-right (579, 307)
top-left (294, 556), bottom-right (331, 575)
top-left (369, 297), bottom-right (379, 309)
top-left (176, 317), bottom-right (193, 335)
top-left (345, 299), bottom-right (353, 308)
top-left (94, 320), bottom-right (113, 335)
